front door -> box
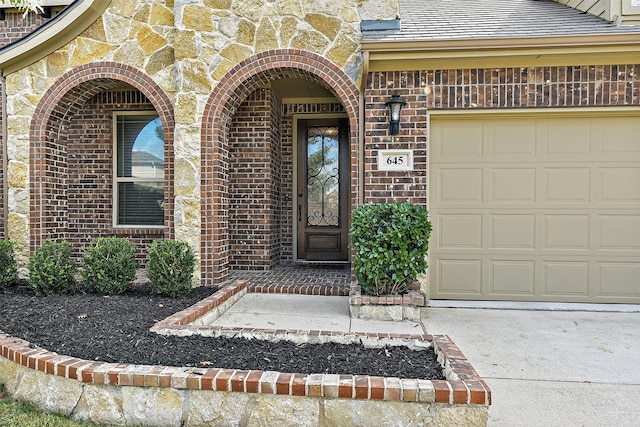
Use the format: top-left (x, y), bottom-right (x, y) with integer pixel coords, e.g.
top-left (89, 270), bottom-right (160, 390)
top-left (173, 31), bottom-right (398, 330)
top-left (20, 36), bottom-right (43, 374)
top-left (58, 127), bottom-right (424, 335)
top-left (296, 118), bottom-right (349, 261)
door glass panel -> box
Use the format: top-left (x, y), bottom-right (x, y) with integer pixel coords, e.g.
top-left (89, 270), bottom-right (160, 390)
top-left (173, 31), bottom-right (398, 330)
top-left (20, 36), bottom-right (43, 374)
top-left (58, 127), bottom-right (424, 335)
top-left (306, 126), bottom-right (340, 227)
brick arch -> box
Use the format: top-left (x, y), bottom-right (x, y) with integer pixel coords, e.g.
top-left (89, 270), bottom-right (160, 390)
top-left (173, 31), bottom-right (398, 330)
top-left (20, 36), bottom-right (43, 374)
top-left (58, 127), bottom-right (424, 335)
top-left (29, 62), bottom-right (175, 252)
top-left (201, 49), bottom-right (360, 285)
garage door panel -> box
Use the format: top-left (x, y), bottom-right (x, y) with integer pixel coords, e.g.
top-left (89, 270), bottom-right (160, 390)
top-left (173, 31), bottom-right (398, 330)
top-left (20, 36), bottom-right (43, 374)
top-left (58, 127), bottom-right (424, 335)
top-left (599, 167), bottom-right (640, 203)
top-left (598, 263), bottom-right (640, 297)
top-left (543, 167), bottom-right (591, 203)
top-left (430, 114), bottom-right (640, 303)
top-left (600, 118), bottom-right (640, 159)
top-left (545, 119), bottom-right (592, 157)
top-left (491, 168), bottom-right (537, 203)
top-left (490, 214), bottom-right (536, 249)
top-left (437, 214), bottom-right (483, 249)
top-left (543, 215), bottom-right (590, 250)
top-left (438, 168), bottom-right (483, 203)
top-left (542, 261), bottom-right (590, 297)
top-left (437, 259), bottom-right (483, 295)
top-left (490, 260), bottom-right (535, 296)
top-left (433, 122), bottom-right (484, 159)
top-left (598, 215), bottom-right (640, 250)
top-left (492, 121), bottom-right (537, 157)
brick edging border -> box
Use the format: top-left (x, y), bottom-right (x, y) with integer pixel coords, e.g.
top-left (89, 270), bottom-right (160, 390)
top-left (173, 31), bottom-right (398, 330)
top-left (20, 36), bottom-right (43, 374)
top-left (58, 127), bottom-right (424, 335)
top-left (0, 282), bottom-right (491, 406)
top-left (348, 282), bottom-right (426, 307)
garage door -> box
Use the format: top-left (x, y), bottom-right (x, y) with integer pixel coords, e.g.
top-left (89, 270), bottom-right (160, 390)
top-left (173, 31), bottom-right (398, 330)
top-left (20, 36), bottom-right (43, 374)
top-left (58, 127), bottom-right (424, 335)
top-left (428, 113), bottom-right (640, 303)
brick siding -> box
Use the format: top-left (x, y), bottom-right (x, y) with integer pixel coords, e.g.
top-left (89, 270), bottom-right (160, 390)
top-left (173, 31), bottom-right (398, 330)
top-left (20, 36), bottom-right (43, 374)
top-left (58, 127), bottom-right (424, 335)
top-left (66, 91), bottom-right (160, 263)
top-left (201, 49), bottom-right (360, 286)
top-left (364, 64), bottom-right (640, 206)
top-left (229, 89), bottom-right (348, 269)
top-left (228, 88), bottom-right (282, 270)
top-left (29, 62), bottom-right (175, 263)
top-left (0, 8), bottom-right (62, 48)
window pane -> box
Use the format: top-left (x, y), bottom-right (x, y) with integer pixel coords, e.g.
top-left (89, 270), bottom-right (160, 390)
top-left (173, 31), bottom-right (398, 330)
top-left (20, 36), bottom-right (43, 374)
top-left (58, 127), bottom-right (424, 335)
top-left (117, 115), bottom-right (164, 179)
top-left (306, 126), bottom-right (340, 227)
top-left (117, 182), bottom-right (164, 226)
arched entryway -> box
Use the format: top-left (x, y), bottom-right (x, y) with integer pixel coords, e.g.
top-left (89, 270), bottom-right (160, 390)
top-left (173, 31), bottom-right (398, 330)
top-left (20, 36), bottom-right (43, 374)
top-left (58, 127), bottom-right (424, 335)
top-left (201, 49), bottom-right (360, 286)
top-left (30, 62), bottom-right (175, 261)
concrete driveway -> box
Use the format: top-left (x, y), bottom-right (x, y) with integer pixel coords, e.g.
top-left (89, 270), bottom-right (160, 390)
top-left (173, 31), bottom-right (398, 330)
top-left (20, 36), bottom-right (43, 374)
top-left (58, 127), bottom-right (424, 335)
top-left (423, 305), bottom-right (640, 426)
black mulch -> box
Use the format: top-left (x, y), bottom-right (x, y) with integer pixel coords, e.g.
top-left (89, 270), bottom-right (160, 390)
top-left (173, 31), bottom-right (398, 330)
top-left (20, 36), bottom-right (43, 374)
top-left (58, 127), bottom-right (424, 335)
top-left (0, 283), bottom-right (445, 380)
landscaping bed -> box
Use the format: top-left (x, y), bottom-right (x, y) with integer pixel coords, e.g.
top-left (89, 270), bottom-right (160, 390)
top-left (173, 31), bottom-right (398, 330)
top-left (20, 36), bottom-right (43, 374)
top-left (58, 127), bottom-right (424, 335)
top-left (0, 282), bottom-right (444, 380)
top-left (0, 282), bottom-right (490, 426)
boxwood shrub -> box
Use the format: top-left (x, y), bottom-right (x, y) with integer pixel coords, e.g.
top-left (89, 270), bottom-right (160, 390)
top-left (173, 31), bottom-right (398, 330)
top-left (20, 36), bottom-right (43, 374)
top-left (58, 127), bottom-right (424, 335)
top-left (82, 237), bottom-right (137, 295)
top-left (29, 240), bottom-right (77, 296)
top-left (0, 240), bottom-right (17, 290)
top-left (350, 202), bottom-right (432, 296)
top-left (147, 239), bottom-right (196, 297)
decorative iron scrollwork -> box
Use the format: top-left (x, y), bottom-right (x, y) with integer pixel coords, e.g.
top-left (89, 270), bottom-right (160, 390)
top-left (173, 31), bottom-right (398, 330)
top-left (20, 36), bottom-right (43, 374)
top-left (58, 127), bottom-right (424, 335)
top-left (306, 126), bottom-right (340, 227)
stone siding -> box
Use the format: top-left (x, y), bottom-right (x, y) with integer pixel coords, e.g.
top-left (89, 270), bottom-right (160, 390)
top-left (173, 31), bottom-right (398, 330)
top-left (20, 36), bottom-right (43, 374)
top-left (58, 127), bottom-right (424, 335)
top-left (0, 7), bottom-right (66, 238)
top-left (4, 0), bottom-right (364, 279)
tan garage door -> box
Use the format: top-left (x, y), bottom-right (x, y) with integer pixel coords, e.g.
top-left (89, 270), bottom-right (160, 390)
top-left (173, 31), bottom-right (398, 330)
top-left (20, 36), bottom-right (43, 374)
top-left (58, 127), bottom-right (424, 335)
top-left (428, 112), bottom-right (640, 303)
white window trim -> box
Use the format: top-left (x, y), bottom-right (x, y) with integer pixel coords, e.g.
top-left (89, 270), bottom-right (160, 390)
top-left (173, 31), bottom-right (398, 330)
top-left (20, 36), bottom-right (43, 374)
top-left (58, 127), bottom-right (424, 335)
top-left (112, 111), bottom-right (165, 229)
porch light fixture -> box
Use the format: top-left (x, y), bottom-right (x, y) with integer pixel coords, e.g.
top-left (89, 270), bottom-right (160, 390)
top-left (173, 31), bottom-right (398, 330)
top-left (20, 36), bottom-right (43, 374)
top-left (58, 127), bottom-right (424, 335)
top-left (385, 93), bottom-right (406, 135)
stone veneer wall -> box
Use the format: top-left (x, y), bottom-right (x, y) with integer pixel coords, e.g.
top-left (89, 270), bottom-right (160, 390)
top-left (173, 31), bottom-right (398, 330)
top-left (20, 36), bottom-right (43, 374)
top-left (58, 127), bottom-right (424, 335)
top-left (363, 64), bottom-right (640, 206)
top-left (5, 0), bottom-right (363, 279)
top-left (0, 8), bottom-right (65, 239)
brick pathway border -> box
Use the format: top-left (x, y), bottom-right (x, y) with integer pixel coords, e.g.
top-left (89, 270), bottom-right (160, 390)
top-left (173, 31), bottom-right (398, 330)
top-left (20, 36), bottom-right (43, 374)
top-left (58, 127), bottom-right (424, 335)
top-left (1, 280), bottom-right (490, 405)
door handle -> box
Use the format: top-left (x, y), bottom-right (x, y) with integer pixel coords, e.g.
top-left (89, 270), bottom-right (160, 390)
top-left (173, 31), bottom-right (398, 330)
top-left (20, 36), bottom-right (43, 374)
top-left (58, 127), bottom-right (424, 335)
top-left (298, 204), bottom-right (302, 222)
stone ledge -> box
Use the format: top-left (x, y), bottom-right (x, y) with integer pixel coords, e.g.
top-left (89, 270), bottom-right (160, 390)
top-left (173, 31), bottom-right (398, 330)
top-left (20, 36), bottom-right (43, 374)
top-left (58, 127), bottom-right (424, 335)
top-left (0, 332), bottom-right (489, 406)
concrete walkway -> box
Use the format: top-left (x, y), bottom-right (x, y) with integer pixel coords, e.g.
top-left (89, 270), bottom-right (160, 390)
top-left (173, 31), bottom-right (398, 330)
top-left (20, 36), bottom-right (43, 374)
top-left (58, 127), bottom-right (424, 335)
top-left (424, 306), bottom-right (640, 427)
top-left (210, 293), bottom-right (426, 335)
top-left (212, 293), bottom-right (640, 426)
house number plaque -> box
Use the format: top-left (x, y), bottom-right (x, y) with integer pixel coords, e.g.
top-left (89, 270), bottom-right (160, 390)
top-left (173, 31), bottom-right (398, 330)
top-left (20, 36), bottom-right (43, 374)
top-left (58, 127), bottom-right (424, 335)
top-left (377, 149), bottom-right (414, 171)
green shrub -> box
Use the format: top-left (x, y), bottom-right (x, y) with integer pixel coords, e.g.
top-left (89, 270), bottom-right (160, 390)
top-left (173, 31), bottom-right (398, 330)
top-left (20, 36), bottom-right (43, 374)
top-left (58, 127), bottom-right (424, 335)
top-left (350, 202), bottom-right (432, 296)
top-left (0, 240), bottom-right (17, 290)
top-left (147, 239), bottom-right (196, 297)
top-left (29, 240), bottom-right (77, 296)
top-left (82, 237), bottom-right (137, 295)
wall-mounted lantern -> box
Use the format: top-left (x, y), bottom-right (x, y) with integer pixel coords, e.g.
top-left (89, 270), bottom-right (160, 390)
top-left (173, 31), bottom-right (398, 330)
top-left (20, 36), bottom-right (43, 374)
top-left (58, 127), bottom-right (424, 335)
top-left (385, 93), bottom-right (406, 135)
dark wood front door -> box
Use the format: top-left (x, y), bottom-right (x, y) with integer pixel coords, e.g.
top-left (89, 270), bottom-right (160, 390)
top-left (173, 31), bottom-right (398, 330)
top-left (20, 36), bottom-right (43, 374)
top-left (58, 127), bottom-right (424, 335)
top-left (296, 118), bottom-right (349, 261)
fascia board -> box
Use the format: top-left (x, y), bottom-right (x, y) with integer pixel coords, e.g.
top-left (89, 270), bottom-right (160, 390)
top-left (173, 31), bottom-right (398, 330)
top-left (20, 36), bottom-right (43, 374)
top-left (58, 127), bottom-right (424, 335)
top-left (363, 34), bottom-right (640, 70)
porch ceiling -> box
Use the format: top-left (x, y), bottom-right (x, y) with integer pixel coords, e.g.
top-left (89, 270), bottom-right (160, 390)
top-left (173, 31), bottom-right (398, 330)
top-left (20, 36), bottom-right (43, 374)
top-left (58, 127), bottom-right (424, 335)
top-left (269, 78), bottom-right (336, 102)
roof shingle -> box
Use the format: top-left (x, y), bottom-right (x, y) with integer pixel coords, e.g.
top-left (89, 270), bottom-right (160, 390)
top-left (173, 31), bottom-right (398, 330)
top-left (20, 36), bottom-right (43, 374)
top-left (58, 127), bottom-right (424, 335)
top-left (362, 0), bottom-right (640, 42)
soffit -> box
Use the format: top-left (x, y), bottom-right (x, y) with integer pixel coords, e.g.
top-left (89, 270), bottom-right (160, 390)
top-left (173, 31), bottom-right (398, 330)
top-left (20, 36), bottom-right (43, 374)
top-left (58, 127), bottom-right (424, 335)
top-left (270, 79), bottom-right (336, 103)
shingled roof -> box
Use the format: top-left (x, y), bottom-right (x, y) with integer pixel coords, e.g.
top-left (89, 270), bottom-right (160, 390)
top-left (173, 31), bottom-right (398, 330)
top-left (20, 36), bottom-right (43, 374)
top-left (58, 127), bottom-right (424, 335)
top-left (362, 0), bottom-right (640, 42)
